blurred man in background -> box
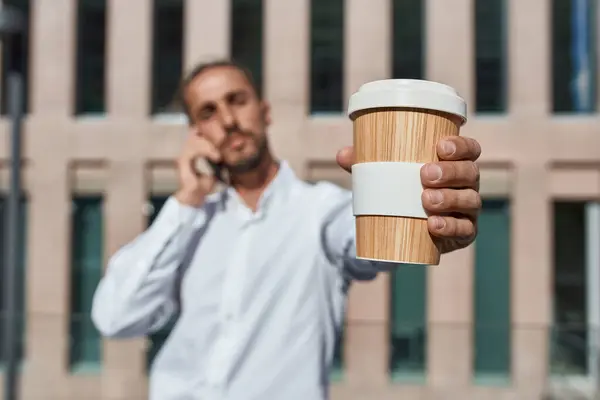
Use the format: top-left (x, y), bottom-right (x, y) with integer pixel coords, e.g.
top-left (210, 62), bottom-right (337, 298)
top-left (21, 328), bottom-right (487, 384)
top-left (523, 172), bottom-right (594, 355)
top-left (91, 60), bottom-right (481, 400)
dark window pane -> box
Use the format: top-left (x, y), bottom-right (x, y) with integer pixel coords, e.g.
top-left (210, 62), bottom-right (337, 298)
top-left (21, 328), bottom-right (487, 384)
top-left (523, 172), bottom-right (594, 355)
top-left (310, 0), bottom-right (344, 114)
top-left (392, 0), bottom-right (424, 80)
top-left (0, 0), bottom-right (30, 116)
top-left (0, 195), bottom-right (27, 366)
top-left (551, 202), bottom-right (588, 375)
top-left (474, 199), bottom-right (511, 381)
top-left (231, 0), bottom-right (263, 96)
top-left (151, 0), bottom-right (184, 114)
top-left (390, 265), bottom-right (427, 380)
top-left (75, 0), bottom-right (107, 114)
top-left (475, 0), bottom-right (507, 113)
top-left (330, 324), bottom-right (344, 381)
top-left (69, 196), bottom-right (103, 371)
top-left (552, 0), bottom-right (597, 113)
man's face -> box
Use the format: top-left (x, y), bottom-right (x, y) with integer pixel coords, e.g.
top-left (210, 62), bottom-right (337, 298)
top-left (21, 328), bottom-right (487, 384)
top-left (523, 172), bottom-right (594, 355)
top-left (184, 65), bottom-right (271, 174)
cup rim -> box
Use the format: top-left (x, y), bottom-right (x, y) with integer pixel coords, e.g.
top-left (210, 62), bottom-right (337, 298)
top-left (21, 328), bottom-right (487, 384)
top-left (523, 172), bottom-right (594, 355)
top-left (347, 79), bottom-right (468, 124)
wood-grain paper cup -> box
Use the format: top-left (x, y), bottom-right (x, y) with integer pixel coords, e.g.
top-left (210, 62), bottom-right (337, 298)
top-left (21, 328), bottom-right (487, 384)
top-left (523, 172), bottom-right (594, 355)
top-left (348, 79), bottom-right (467, 265)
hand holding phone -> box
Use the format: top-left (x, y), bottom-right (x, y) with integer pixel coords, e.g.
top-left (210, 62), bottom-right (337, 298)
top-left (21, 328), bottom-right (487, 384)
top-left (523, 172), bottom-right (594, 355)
top-left (207, 160), bottom-right (227, 183)
top-left (174, 129), bottom-right (223, 207)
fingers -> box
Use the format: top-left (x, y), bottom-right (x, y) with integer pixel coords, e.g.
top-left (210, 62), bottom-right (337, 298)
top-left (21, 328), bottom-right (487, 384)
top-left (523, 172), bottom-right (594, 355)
top-left (437, 136), bottom-right (481, 161)
top-left (337, 136), bottom-right (481, 171)
top-left (182, 133), bottom-right (221, 164)
top-left (336, 146), bottom-right (355, 173)
top-left (428, 215), bottom-right (477, 241)
top-left (339, 137), bottom-right (481, 173)
top-left (337, 137), bottom-right (481, 168)
top-left (421, 161), bottom-right (479, 189)
top-left (422, 188), bottom-right (481, 219)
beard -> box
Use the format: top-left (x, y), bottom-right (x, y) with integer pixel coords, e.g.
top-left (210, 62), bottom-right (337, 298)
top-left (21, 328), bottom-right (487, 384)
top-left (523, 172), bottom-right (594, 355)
top-left (225, 133), bottom-right (269, 175)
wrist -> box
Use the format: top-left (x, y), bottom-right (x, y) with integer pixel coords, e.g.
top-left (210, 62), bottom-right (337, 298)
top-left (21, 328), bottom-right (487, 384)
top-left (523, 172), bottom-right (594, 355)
top-left (174, 189), bottom-right (206, 208)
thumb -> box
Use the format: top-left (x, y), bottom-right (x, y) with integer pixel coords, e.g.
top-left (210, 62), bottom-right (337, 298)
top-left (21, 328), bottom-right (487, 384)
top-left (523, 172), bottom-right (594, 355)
top-left (336, 146), bottom-right (355, 173)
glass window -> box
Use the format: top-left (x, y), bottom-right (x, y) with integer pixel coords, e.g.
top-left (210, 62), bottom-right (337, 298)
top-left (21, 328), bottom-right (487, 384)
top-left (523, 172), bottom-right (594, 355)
top-left (552, 0), bottom-right (597, 113)
top-left (0, 195), bottom-right (27, 366)
top-left (69, 196), bottom-right (103, 372)
top-left (390, 265), bottom-right (427, 381)
top-left (550, 201), bottom-right (588, 375)
top-left (231, 0), bottom-right (263, 96)
top-left (474, 0), bottom-right (507, 113)
top-left (473, 199), bottom-right (511, 383)
top-left (0, 0), bottom-right (30, 116)
top-left (310, 0), bottom-right (344, 114)
top-left (392, 0), bottom-right (424, 80)
top-left (330, 324), bottom-right (344, 381)
top-left (151, 0), bottom-right (184, 114)
top-left (75, 0), bottom-right (107, 114)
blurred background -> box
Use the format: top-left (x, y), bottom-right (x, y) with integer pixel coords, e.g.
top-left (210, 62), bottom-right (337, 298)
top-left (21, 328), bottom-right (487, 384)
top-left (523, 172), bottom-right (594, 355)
top-left (0, 0), bottom-right (598, 398)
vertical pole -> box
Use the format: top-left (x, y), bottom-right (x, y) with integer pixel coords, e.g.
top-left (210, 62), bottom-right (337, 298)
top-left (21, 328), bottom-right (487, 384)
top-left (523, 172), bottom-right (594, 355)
top-left (2, 69), bottom-right (23, 400)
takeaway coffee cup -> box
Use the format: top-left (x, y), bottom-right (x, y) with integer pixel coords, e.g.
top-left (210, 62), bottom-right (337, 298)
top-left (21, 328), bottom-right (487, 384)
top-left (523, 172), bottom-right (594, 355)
top-left (348, 79), bottom-right (468, 265)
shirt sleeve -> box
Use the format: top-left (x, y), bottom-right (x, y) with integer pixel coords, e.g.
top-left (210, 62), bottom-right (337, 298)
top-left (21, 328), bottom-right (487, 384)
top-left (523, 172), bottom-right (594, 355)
top-left (91, 196), bottom-right (209, 338)
top-left (319, 183), bottom-right (401, 281)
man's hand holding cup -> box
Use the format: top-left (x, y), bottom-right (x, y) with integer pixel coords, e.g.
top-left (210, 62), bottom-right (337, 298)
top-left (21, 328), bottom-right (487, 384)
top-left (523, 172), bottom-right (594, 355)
top-left (337, 135), bottom-right (482, 259)
top-left (337, 79), bottom-right (482, 265)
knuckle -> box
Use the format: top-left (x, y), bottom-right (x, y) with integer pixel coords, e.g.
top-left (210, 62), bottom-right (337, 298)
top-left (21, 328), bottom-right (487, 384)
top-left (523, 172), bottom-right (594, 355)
top-left (437, 189), bottom-right (455, 208)
top-left (472, 190), bottom-right (482, 210)
top-left (460, 220), bottom-right (476, 238)
top-left (455, 161), bottom-right (478, 185)
top-left (471, 162), bottom-right (480, 179)
top-left (444, 189), bottom-right (481, 211)
top-left (463, 161), bottom-right (477, 179)
top-left (441, 162), bottom-right (458, 183)
top-left (423, 189), bottom-right (443, 210)
top-left (469, 138), bottom-right (482, 158)
top-left (441, 217), bottom-right (457, 236)
top-left (456, 136), bottom-right (469, 152)
top-left (176, 152), bottom-right (189, 165)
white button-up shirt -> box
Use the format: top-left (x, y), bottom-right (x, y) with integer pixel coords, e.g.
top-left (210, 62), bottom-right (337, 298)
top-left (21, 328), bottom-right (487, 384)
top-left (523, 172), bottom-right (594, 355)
top-left (91, 161), bottom-right (392, 400)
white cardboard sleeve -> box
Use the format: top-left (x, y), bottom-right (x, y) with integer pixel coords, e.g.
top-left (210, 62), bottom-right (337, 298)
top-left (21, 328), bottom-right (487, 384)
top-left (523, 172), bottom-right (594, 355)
top-left (351, 162), bottom-right (427, 219)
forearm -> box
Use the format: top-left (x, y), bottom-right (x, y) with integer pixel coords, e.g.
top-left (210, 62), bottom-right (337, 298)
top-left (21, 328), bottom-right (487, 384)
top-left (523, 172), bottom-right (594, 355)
top-left (322, 190), bottom-right (401, 280)
top-left (342, 237), bottom-right (401, 278)
top-left (91, 197), bottom-right (207, 338)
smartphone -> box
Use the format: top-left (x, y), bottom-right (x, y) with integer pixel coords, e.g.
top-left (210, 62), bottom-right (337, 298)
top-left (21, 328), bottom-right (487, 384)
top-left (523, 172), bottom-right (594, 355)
top-left (189, 124), bottom-right (229, 183)
top-left (208, 160), bottom-right (226, 183)
top-left (194, 158), bottom-right (228, 184)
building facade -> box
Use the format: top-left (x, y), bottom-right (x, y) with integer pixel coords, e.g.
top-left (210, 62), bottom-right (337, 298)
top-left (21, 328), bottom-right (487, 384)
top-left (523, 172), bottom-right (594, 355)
top-left (0, 0), bottom-right (599, 399)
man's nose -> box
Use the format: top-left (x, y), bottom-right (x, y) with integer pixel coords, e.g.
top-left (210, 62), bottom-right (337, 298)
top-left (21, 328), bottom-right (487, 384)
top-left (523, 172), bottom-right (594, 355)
top-left (218, 105), bottom-right (237, 131)
top-left (212, 106), bottom-right (238, 146)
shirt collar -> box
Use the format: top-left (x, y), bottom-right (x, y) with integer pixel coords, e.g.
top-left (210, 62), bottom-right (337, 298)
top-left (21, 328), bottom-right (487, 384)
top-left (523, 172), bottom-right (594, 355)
top-left (220, 160), bottom-right (297, 214)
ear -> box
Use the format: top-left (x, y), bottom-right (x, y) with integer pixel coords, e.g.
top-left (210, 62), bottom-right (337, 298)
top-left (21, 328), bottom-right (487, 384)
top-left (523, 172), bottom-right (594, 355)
top-left (261, 101), bottom-right (272, 127)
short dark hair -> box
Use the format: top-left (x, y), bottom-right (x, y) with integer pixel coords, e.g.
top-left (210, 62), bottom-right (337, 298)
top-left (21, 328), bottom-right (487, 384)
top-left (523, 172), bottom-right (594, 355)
top-left (173, 59), bottom-right (261, 122)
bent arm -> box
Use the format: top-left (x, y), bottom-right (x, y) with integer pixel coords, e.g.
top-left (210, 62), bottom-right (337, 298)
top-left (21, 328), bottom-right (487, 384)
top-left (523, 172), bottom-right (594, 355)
top-left (91, 197), bottom-right (208, 338)
top-left (320, 184), bottom-right (401, 281)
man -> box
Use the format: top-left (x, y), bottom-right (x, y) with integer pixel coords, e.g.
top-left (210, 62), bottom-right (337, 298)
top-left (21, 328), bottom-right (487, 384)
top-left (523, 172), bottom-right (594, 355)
top-left (91, 60), bottom-right (481, 400)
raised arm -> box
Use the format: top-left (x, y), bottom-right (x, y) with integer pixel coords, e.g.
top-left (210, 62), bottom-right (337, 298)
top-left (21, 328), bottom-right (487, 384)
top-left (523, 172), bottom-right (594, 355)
top-left (92, 124), bottom-right (225, 338)
top-left (91, 197), bottom-right (211, 338)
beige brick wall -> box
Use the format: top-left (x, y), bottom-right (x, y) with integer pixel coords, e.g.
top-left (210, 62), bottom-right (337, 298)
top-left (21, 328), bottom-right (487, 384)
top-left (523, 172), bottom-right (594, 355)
top-left (0, 0), bottom-right (598, 398)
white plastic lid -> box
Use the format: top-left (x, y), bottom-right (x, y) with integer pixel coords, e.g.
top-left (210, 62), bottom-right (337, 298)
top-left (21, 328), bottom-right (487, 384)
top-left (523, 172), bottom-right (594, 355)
top-left (347, 79), bottom-right (467, 125)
